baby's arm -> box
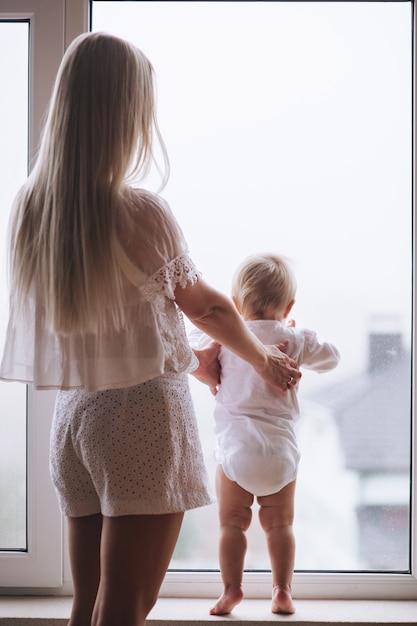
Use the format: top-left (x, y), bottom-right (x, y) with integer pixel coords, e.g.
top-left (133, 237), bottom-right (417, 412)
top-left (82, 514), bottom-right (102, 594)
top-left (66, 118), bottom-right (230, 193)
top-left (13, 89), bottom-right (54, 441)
top-left (301, 329), bottom-right (340, 373)
top-left (188, 326), bottom-right (221, 395)
top-left (191, 343), bottom-right (221, 395)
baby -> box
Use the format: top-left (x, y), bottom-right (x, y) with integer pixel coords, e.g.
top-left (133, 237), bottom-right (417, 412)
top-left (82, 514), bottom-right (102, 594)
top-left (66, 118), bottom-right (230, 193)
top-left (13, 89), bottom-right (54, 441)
top-left (190, 253), bottom-right (340, 615)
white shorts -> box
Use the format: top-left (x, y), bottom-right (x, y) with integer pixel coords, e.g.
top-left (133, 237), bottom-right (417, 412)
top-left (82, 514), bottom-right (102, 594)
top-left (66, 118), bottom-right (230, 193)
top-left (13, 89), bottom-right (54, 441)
top-left (50, 374), bottom-right (214, 517)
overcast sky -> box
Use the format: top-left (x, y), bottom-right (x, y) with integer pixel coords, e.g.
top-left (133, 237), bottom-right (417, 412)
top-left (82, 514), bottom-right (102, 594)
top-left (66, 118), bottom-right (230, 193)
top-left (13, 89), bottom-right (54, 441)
top-left (92, 1), bottom-right (412, 389)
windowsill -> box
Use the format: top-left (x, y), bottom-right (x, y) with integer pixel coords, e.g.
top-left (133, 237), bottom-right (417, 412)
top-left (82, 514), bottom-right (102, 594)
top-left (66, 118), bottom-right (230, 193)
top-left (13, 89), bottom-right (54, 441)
top-left (0, 597), bottom-right (416, 625)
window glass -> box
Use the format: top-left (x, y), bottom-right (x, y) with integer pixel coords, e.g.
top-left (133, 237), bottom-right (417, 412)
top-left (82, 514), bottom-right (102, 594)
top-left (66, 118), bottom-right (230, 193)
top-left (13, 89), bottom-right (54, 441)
top-left (0, 21), bottom-right (29, 551)
top-left (92, 0), bottom-right (412, 573)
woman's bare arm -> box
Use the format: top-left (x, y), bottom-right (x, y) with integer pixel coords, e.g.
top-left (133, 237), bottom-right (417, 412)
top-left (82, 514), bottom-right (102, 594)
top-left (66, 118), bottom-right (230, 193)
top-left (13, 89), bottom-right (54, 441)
top-left (175, 278), bottom-right (301, 394)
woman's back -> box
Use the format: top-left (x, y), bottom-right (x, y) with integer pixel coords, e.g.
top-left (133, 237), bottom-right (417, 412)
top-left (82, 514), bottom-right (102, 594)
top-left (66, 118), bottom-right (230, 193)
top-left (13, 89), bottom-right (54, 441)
top-left (1, 188), bottom-right (200, 391)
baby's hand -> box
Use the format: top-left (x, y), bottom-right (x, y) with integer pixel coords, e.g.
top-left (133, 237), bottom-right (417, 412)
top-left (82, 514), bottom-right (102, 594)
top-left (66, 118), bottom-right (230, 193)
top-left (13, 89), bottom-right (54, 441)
top-left (191, 342), bottom-right (221, 395)
top-left (286, 319), bottom-right (296, 328)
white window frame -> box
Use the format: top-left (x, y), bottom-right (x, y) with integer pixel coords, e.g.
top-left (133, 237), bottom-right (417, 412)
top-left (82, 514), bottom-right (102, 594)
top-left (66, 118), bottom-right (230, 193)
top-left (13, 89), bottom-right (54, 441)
top-left (0, 0), bottom-right (415, 599)
top-left (0, 0), bottom-right (85, 590)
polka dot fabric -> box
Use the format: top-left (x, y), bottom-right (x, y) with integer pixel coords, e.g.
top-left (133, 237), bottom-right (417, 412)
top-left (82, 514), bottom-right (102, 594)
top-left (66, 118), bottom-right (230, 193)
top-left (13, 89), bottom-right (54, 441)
top-left (50, 373), bottom-right (214, 517)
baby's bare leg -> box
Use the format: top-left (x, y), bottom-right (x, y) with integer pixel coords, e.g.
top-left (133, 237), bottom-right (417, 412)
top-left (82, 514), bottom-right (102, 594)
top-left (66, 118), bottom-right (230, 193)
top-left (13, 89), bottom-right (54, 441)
top-left (258, 480), bottom-right (297, 614)
top-left (210, 465), bottom-right (254, 616)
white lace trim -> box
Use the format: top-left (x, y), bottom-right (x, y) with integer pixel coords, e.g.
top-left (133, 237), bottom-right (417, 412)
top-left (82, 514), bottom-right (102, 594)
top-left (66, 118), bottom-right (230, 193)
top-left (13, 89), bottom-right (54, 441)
top-left (141, 254), bottom-right (201, 302)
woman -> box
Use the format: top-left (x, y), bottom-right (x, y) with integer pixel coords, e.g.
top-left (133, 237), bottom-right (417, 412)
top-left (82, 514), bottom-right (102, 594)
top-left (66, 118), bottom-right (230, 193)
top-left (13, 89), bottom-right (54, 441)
top-left (0, 32), bottom-right (300, 626)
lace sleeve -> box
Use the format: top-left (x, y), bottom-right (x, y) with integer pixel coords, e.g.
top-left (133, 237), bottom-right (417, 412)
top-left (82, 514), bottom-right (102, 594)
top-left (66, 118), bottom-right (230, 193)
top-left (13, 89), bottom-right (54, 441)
top-left (141, 254), bottom-right (201, 303)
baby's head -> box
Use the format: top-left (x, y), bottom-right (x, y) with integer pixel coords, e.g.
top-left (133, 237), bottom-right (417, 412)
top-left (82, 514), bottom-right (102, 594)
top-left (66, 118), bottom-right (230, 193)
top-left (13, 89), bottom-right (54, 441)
top-left (232, 253), bottom-right (296, 321)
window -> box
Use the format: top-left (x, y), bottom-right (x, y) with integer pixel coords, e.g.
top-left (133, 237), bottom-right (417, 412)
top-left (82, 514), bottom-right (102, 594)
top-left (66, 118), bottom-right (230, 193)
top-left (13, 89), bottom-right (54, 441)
top-left (0, 0), bottom-right (67, 588)
top-left (0, 19), bottom-right (29, 553)
top-left (0, 0), bottom-right (415, 598)
top-left (91, 0), bottom-right (413, 581)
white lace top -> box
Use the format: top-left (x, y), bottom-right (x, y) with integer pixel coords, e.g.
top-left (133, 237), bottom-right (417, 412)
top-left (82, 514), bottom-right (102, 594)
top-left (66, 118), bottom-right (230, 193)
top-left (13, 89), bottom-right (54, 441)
top-left (0, 190), bottom-right (200, 391)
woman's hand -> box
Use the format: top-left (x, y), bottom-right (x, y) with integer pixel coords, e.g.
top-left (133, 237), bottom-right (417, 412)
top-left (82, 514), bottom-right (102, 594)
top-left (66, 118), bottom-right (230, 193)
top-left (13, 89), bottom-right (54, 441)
top-left (191, 342), bottom-right (221, 395)
top-left (175, 279), bottom-right (300, 394)
top-left (257, 345), bottom-right (301, 394)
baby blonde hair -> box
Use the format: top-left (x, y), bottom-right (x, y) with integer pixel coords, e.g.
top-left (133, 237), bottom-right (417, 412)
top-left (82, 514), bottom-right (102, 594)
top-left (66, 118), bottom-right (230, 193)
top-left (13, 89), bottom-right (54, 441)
top-left (9, 32), bottom-right (169, 334)
top-left (232, 253), bottom-right (297, 319)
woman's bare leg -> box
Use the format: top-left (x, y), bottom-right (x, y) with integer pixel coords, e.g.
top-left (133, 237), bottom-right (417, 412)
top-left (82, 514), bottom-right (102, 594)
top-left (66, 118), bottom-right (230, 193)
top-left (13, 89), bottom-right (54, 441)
top-left (210, 465), bottom-right (254, 616)
top-left (90, 512), bottom-right (183, 626)
top-left (67, 514), bottom-right (103, 626)
top-left (258, 480), bottom-right (296, 614)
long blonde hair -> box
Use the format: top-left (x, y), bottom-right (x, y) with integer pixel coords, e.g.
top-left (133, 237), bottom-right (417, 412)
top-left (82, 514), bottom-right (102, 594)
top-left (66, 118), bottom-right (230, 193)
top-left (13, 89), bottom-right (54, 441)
top-left (9, 32), bottom-right (169, 334)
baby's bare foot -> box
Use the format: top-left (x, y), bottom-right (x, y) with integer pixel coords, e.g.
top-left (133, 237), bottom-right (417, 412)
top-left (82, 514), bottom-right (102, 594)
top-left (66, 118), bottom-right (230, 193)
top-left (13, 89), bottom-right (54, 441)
top-left (209, 585), bottom-right (243, 615)
top-left (271, 586), bottom-right (296, 614)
